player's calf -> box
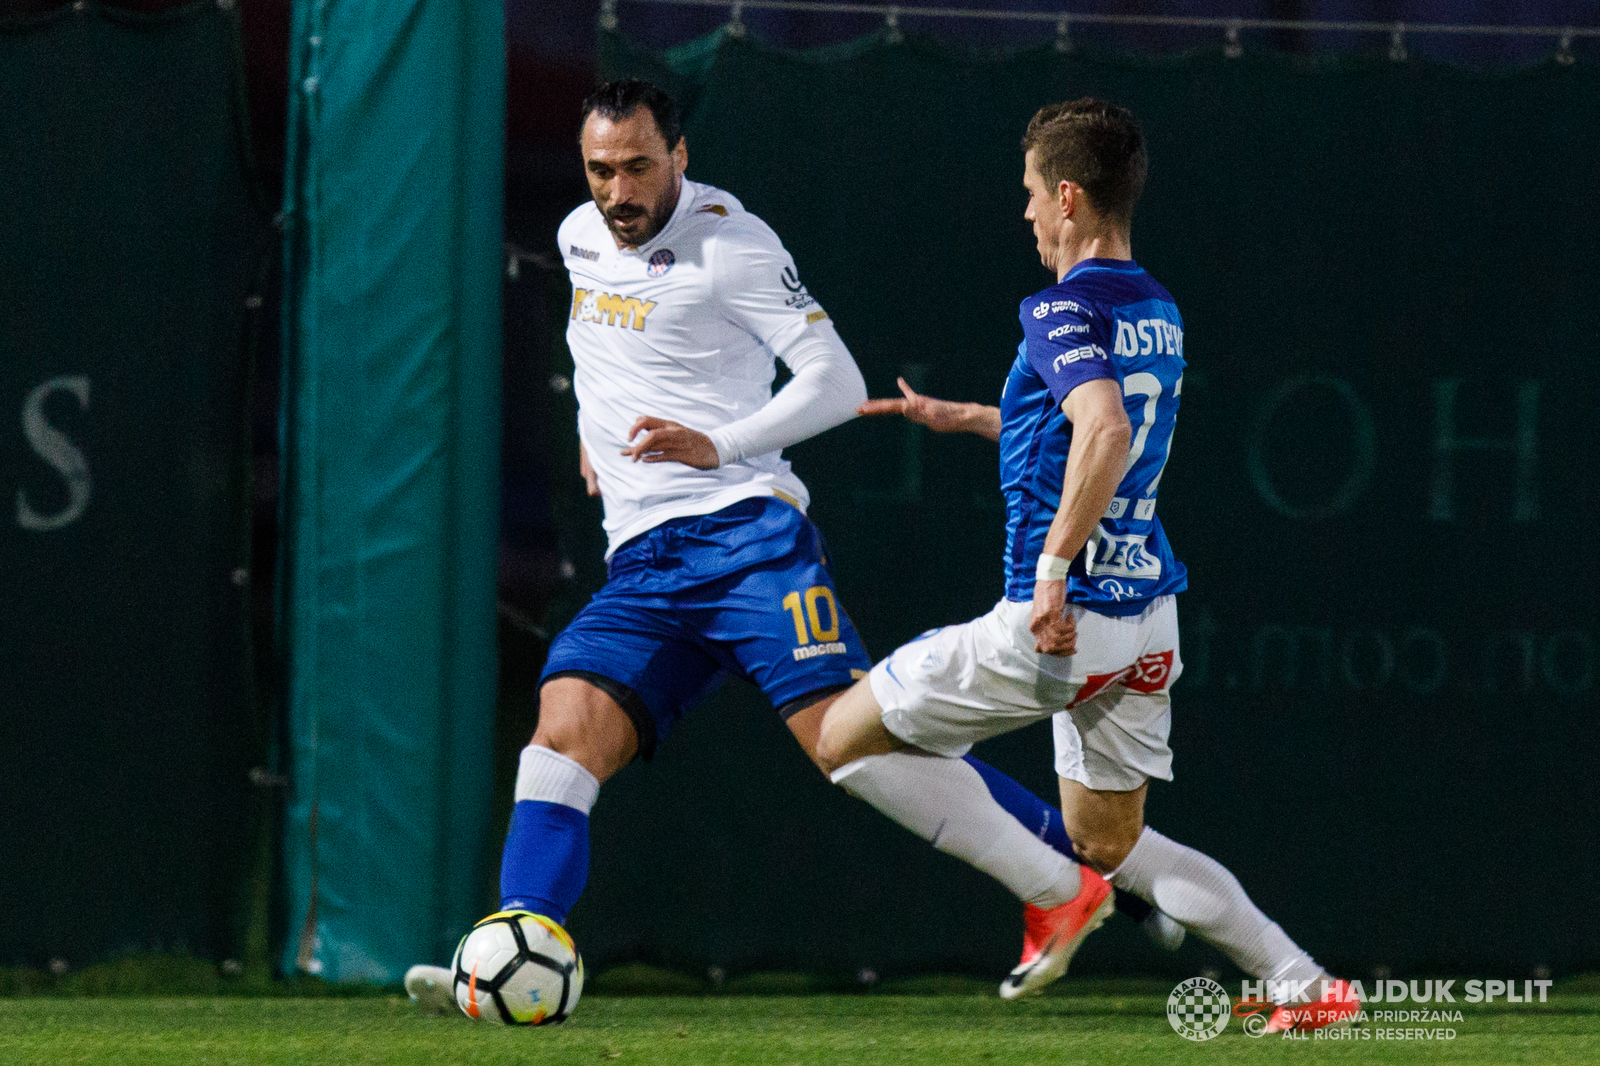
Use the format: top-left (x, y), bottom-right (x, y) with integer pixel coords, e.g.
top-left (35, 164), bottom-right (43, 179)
top-left (498, 675), bottom-right (642, 923)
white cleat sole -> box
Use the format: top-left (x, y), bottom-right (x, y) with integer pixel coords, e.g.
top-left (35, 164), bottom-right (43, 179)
top-left (404, 964), bottom-right (459, 1016)
top-left (999, 893), bottom-right (1116, 1001)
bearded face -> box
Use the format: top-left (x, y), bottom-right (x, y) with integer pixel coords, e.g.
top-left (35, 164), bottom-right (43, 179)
top-left (581, 109), bottom-right (686, 249)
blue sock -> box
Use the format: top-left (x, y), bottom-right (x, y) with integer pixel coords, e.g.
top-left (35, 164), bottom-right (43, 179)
top-left (962, 754), bottom-right (1153, 921)
top-left (499, 800), bottom-right (590, 925)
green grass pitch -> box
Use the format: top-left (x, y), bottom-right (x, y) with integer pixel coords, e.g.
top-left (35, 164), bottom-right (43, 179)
top-left (3, 993), bottom-right (1598, 1065)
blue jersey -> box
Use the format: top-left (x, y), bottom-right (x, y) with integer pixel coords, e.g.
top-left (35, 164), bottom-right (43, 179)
top-left (999, 258), bottom-right (1188, 614)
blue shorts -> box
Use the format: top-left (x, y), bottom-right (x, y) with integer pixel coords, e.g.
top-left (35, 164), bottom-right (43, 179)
top-left (540, 496), bottom-right (872, 759)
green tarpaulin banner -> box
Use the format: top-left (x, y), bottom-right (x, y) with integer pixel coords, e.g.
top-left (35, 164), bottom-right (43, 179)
top-left (540, 28), bottom-right (1600, 979)
top-left (277, 0), bottom-right (504, 981)
top-left (0, 2), bottom-right (268, 967)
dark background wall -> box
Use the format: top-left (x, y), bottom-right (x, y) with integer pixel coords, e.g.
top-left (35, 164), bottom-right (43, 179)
top-left (1, 2), bottom-right (269, 969)
top-left (10, 0), bottom-right (1592, 978)
top-left (563, 26), bottom-right (1600, 981)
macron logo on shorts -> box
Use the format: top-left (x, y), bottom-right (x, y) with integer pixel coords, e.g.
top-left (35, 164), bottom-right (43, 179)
top-left (1066, 650), bottom-right (1174, 709)
top-left (793, 641), bottom-right (847, 661)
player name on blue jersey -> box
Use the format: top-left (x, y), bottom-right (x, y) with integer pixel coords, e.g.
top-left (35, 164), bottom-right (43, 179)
top-left (999, 258), bottom-right (1189, 615)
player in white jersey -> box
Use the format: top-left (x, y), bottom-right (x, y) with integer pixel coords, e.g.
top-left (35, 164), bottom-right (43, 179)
top-left (816, 100), bottom-right (1360, 1028)
top-left (407, 80), bottom-right (1170, 1016)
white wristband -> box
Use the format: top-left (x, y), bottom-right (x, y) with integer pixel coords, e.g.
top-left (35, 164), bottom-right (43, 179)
top-left (1035, 553), bottom-right (1071, 581)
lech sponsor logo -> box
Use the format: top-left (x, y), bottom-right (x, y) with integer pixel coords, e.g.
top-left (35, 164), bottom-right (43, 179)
top-left (1168, 977), bottom-right (1231, 1041)
top-left (647, 248), bottom-right (675, 277)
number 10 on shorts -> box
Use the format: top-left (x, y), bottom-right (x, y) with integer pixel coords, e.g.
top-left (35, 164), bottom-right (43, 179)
top-left (782, 586), bottom-right (840, 645)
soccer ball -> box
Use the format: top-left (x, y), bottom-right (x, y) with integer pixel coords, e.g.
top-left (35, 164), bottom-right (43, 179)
top-left (452, 910), bottom-right (584, 1025)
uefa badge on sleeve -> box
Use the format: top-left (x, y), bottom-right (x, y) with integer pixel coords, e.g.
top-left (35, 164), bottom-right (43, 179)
top-left (647, 248), bottom-right (675, 277)
top-left (1167, 976), bottom-right (1231, 1041)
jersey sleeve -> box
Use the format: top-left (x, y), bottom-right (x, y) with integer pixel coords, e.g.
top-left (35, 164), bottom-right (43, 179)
top-left (710, 215), bottom-right (827, 355)
top-left (1019, 296), bottom-right (1115, 407)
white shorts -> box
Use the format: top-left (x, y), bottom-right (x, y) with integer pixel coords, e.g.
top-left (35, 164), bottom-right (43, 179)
top-left (870, 596), bottom-right (1182, 792)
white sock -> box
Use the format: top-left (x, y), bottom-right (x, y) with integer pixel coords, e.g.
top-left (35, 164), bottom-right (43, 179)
top-left (831, 751), bottom-right (1082, 907)
top-left (1110, 827), bottom-right (1324, 1001)
top-left (515, 745), bottom-right (600, 811)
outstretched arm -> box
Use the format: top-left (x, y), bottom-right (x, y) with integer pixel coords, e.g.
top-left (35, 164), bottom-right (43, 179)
top-left (857, 378), bottom-right (1001, 441)
top-left (621, 320), bottom-right (866, 469)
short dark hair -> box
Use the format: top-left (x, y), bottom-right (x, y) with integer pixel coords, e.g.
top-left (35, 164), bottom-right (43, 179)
top-left (580, 79), bottom-right (683, 150)
top-left (1021, 99), bottom-right (1147, 228)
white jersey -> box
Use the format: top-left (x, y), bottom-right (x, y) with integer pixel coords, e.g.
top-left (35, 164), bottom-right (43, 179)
top-left (559, 178), bottom-right (828, 556)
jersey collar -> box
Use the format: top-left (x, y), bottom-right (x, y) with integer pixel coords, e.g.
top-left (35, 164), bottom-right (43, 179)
top-left (622, 178), bottom-right (697, 260)
top-left (1064, 257), bottom-right (1142, 279)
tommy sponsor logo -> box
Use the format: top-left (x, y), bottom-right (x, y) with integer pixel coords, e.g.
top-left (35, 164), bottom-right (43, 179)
top-left (571, 288), bottom-right (657, 330)
top-left (1051, 344), bottom-right (1107, 372)
top-left (1114, 317), bottom-right (1183, 358)
top-left (1085, 527), bottom-right (1161, 579)
top-left (1047, 321), bottom-right (1091, 339)
top-left (1068, 649), bottom-right (1174, 708)
top-left (568, 244), bottom-right (600, 261)
top-left (792, 641), bottom-right (848, 661)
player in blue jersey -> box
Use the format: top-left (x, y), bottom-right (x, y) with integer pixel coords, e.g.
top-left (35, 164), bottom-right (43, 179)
top-left (404, 81), bottom-right (1176, 1016)
top-left (821, 100), bottom-right (1360, 1026)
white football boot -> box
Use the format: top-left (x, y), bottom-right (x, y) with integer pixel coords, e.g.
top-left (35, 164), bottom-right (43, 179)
top-left (404, 964), bottom-right (459, 1016)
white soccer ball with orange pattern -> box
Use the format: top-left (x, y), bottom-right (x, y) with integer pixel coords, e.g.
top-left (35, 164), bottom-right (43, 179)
top-left (451, 910), bottom-right (584, 1025)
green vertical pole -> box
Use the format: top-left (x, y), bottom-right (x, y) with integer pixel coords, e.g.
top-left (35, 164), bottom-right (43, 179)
top-left (279, 0), bottom-right (504, 981)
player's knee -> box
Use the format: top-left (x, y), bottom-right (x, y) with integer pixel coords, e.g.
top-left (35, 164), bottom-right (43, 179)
top-left (812, 721), bottom-right (849, 776)
top-left (532, 678), bottom-right (639, 782)
top-left (1069, 826), bottom-right (1142, 874)
top-left (815, 684), bottom-right (897, 776)
top-left (814, 708), bottom-right (863, 775)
